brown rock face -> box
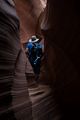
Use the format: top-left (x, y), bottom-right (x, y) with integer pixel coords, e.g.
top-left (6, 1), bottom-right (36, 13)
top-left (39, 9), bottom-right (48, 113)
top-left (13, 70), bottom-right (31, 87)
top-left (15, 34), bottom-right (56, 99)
top-left (0, 1), bottom-right (32, 119)
top-left (14, 0), bottom-right (46, 43)
top-left (1, 0), bottom-right (80, 119)
top-left (41, 0), bottom-right (80, 119)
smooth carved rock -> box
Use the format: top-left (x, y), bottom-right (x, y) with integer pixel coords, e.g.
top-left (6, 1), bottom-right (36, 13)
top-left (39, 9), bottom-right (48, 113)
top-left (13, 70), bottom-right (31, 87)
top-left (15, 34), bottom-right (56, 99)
top-left (0, 1), bottom-right (32, 119)
top-left (41, 0), bottom-right (80, 119)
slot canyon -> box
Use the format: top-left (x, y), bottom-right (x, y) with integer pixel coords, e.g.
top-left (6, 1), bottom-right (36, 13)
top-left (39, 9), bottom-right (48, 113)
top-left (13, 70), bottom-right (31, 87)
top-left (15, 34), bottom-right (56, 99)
top-left (0, 0), bottom-right (80, 120)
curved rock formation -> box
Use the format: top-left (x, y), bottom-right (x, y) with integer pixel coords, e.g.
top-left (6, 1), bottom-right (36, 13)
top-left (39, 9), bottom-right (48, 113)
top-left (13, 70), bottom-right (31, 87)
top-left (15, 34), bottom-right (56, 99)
top-left (0, 1), bottom-right (32, 119)
top-left (1, 0), bottom-right (80, 119)
top-left (41, 0), bottom-right (80, 119)
top-left (14, 0), bottom-right (46, 43)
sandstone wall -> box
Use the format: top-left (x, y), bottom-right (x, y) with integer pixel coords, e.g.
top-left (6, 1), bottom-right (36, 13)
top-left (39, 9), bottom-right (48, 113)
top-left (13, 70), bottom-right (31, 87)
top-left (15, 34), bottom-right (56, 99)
top-left (14, 0), bottom-right (46, 43)
top-left (41, 0), bottom-right (80, 119)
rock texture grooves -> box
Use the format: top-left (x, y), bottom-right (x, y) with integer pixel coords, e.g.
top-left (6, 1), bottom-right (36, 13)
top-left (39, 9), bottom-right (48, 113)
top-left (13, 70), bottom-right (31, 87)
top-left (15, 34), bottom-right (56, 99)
top-left (0, 0), bottom-right (32, 119)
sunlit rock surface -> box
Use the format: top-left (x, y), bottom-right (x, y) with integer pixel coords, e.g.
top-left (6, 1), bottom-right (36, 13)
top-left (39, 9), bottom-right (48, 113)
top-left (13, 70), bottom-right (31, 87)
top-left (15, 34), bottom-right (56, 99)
top-left (15, 0), bottom-right (46, 43)
top-left (1, 0), bottom-right (80, 119)
top-left (0, 0), bottom-right (59, 120)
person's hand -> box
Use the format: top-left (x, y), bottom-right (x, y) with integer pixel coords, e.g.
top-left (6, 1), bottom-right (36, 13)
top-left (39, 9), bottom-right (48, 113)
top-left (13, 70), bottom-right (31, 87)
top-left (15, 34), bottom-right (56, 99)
top-left (34, 57), bottom-right (40, 65)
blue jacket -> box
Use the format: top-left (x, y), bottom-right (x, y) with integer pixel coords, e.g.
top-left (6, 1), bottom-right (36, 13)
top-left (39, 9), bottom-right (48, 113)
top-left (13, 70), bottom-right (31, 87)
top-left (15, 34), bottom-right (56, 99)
top-left (26, 42), bottom-right (43, 74)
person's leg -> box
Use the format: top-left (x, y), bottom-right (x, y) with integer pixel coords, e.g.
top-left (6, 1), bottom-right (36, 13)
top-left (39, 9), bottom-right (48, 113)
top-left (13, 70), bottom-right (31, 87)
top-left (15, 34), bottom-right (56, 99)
top-left (35, 74), bottom-right (39, 81)
top-left (33, 63), bottom-right (40, 81)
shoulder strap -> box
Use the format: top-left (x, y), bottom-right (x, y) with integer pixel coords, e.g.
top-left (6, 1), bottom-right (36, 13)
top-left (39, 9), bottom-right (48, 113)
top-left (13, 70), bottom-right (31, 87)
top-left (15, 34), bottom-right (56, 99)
top-left (33, 43), bottom-right (36, 47)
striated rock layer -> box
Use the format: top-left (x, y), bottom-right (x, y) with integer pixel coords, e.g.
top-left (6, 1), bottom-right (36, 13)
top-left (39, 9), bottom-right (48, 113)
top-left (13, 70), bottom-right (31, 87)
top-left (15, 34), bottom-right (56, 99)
top-left (0, 1), bottom-right (32, 119)
top-left (14, 0), bottom-right (46, 43)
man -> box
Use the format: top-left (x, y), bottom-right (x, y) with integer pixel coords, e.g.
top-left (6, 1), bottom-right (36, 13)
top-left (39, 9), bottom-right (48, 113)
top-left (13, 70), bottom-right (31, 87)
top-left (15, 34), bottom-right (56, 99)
top-left (26, 35), bottom-right (43, 81)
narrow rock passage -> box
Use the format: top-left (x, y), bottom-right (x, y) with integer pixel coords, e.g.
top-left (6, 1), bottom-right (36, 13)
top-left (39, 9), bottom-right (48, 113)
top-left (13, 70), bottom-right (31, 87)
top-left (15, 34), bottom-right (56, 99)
top-left (26, 55), bottom-right (61, 120)
top-left (15, 1), bottom-right (61, 119)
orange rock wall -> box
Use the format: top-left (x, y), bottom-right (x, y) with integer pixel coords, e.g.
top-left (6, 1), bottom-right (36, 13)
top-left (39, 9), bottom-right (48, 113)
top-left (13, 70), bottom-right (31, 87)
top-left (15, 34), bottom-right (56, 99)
top-left (14, 0), bottom-right (45, 43)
